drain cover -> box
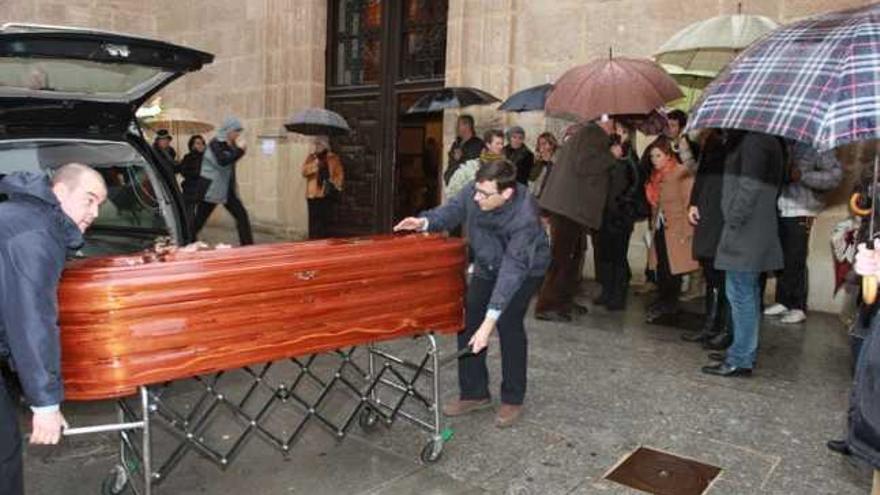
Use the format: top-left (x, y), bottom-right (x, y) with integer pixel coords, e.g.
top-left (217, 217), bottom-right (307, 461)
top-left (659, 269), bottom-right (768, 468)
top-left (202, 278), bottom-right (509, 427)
top-left (604, 447), bottom-right (721, 495)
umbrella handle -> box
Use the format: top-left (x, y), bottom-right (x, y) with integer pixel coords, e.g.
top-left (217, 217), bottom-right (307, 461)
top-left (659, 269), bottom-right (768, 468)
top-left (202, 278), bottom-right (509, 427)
top-left (864, 276), bottom-right (877, 305)
top-left (864, 238), bottom-right (878, 305)
top-left (851, 193), bottom-right (872, 217)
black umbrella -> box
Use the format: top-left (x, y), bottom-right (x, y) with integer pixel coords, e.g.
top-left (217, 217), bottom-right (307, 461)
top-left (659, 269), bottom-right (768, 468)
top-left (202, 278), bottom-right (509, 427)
top-left (406, 87), bottom-right (500, 114)
top-left (498, 83), bottom-right (553, 112)
top-left (284, 108), bottom-right (351, 136)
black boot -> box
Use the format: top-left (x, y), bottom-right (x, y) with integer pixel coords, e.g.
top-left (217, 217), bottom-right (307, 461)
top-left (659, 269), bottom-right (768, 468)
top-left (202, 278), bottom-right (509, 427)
top-left (703, 299), bottom-right (732, 350)
top-left (682, 287), bottom-right (720, 342)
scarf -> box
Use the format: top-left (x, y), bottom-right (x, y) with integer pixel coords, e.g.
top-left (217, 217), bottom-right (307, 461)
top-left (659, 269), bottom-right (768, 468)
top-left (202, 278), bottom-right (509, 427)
top-left (645, 157), bottom-right (677, 208)
top-left (480, 150), bottom-right (504, 163)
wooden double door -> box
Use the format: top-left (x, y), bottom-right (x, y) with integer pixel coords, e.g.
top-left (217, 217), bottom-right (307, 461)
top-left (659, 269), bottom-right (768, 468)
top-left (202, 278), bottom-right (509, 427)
top-left (325, 0), bottom-right (447, 236)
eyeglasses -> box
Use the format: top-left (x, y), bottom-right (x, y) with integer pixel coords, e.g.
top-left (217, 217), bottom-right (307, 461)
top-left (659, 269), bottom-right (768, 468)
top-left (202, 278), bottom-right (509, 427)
top-left (474, 187), bottom-right (500, 200)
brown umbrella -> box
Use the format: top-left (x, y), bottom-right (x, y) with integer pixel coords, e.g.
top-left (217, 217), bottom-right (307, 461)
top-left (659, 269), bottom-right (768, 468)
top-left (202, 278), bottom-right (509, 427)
top-left (545, 55), bottom-right (683, 122)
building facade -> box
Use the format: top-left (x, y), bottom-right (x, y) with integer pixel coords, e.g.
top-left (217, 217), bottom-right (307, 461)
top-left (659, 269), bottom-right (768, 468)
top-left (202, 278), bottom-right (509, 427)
top-left (3, 0), bottom-right (871, 311)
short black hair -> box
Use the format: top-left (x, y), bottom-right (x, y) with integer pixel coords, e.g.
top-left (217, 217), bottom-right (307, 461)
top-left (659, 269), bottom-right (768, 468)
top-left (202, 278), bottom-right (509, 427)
top-left (667, 109), bottom-right (688, 128)
top-left (483, 129), bottom-right (504, 145)
top-left (457, 114), bottom-right (475, 130)
top-left (475, 159), bottom-right (517, 192)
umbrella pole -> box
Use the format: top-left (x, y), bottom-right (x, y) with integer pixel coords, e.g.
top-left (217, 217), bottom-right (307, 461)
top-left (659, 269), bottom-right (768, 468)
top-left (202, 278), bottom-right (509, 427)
top-left (873, 470), bottom-right (880, 495)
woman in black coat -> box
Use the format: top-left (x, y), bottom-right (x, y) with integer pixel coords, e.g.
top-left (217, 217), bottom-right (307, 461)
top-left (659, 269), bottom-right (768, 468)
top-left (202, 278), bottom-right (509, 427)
top-left (681, 129), bottom-right (730, 348)
top-left (594, 124), bottom-right (641, 310)
top-left (178, 135), bottom-right (207, 221)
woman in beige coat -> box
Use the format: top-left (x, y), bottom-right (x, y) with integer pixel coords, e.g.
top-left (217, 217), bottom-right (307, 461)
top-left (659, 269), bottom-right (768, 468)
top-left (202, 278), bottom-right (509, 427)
top-left (301, 138), bottom-right (344, 239)
top-left (644, 137), bottom-right (698, 321)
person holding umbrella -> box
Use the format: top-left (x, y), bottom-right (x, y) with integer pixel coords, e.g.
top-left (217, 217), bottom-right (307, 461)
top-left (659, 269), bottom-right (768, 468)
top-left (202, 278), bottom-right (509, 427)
top-left (393, 159), bottom-right (549, 428)
top-left (193, 116), bottom-right (254, 246)
top-left (301, 137), bottom-right (344, 239)
top-left (535, 118), bottom-right (616, 321)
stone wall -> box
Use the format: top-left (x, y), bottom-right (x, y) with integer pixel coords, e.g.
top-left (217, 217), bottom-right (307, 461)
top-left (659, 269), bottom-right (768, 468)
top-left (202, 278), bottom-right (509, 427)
top-left (3, 0), bottom-right (873, 311)
top-left (3, 0), bottom-right (326, 239)
top-left (444, 0), bottom-right (872, 313)
top-left (152, 0), bottom-right (326, 239)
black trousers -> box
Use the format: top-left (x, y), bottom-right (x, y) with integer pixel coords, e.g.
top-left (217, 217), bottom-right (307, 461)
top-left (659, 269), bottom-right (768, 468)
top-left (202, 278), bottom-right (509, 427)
top-left (459, 275), bottom-right (544, 405)
top-left (595, 223), bottom-right (634, 308)
top-left (193, 186), bottom-right (254, 246)
top-left (776, 216), bottom-right (812, 310)
top-left (654, 225), bottom-right (681, 306)
top-left (0, 374), bottom-right (23, 495)
top-left (702, 259), bottom-right (725, 293)
top-left (307, 198), bottom-right (335, 239)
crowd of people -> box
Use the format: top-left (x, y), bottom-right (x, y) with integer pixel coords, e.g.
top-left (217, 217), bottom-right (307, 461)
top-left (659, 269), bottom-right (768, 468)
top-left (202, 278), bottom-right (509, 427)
top-left (151, 116), bottom-right (347, 244)
top-left (395, 108), bottom-right (843, 427)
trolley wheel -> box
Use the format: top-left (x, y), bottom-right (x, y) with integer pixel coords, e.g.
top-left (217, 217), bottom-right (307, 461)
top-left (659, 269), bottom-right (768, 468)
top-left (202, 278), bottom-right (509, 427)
top-left (420, 439), bottom-right (443, 464)
top-left (101, 464), bottom-right (129, 495)
top-left (358, 405), bottom-right (380, 432)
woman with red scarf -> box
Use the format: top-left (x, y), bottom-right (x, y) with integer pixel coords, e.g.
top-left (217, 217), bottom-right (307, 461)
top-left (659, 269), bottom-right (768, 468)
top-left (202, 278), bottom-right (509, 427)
top-left (644, 137), bottom-right (698, 322)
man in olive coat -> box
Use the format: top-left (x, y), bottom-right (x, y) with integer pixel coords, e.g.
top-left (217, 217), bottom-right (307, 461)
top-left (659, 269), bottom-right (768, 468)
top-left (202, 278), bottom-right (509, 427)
top-left (535, 120), bottom-right (615, 321)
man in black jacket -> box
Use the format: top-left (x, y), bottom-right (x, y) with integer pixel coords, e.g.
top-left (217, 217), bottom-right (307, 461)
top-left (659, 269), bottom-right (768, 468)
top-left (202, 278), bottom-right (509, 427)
top-left (0, 164), bottom-right (107, 495)
top-left (394, 159), bottom-right (550, 428)
top-left (444, 114), bottom-right (484, 185)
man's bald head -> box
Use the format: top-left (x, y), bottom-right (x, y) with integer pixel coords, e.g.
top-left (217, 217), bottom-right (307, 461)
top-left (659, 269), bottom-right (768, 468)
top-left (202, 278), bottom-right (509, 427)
top-left (51, 163), bottom-right (107, 233)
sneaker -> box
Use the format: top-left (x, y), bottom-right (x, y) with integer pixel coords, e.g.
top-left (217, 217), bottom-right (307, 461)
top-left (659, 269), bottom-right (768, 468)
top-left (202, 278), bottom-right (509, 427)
top-left (495, 403), bottom-right (522, 428)
top-left (780, 309), bottom-right (807, 324)
top-left (763, 303), bottom-right (788, 316)
top-left (442, 398), bottom-right (492, 417)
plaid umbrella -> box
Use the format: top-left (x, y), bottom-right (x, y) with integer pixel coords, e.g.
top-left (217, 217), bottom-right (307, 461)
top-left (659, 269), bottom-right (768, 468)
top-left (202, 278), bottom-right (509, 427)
top-left (406, 87), bottom-right (500, 114)
top-left (688, 3), bottom-right (880, 151)
top-left (284, 108), bottom-right (351, 136)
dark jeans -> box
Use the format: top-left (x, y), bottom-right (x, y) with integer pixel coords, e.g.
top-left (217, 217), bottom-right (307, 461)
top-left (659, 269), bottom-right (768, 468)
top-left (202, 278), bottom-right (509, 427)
top-left (459, 275), bottom-right (544, 405)
top-left (595, 224), bottom-right (633, 308)
top-left (776, 216), bottom-right (813, 310)
top-left (655, 225), bottom-right (681, 306)
top-left (307, 198), bottom-right (336, 239)
top-left (536, 214), bottom-right (585, 314)
top-left (193, 187), bottom-right (254, 246)
top-left (0, 374), bottom-right (23, 495)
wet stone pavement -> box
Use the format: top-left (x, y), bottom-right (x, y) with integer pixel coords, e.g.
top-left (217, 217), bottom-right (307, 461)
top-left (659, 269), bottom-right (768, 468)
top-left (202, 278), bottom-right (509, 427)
top-left (23, 278), bottom-right (874, 494)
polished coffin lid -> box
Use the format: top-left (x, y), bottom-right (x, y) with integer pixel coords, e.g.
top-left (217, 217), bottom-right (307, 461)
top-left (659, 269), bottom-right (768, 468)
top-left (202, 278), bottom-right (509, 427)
top-left (58, 234), bottom-right (466, 400)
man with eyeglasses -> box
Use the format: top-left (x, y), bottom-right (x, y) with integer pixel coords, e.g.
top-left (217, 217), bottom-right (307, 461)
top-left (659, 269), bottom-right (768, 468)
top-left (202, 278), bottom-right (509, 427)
top-left (394, 159), bottom-right (550, 428)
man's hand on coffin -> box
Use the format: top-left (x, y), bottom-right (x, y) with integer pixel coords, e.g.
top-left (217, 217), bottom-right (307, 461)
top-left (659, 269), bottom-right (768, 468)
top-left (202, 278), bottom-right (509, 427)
top-left (393, 217), bottom-right (427, 232)
top-left (469, 318), bottom-right (496, 354)
top-left (31, 410), bottom-right (68, 445)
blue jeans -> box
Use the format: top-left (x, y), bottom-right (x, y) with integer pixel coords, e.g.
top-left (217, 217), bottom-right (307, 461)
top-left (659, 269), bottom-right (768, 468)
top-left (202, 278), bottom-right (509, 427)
top-left (725, 270), bottom-right (761, 369)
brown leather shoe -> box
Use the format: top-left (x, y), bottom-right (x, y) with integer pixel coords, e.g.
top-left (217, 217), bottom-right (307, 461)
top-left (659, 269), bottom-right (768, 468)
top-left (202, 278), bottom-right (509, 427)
top-left (495, 403), bottom-right (522, 428)
top-left (442, 398), bottom-right (492, 417)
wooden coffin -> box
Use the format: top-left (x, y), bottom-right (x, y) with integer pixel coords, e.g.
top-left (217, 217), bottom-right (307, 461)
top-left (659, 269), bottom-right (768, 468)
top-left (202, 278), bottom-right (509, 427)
top-left (58, 234), bottom-right (466, 401)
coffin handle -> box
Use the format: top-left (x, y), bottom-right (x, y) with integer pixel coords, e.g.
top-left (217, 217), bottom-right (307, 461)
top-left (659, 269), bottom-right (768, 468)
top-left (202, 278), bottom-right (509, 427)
top-left (295, 270), bottom-right (317, 281)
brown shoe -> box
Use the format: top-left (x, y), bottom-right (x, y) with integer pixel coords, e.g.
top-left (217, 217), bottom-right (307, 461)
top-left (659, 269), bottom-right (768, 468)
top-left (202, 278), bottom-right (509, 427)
top-left (495, 403), bottom-right (522, 428)
top-left (442, 398), bottom-right (492, 417)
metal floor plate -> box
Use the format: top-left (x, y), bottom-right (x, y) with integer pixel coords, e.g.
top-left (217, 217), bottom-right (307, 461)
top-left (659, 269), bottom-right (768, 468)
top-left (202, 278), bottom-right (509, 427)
top-left (605, 446), bottom-right (722, 495)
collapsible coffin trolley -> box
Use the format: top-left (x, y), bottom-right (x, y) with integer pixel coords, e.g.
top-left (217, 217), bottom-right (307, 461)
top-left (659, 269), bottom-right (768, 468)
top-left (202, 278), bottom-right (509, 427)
top-left (59, 235), bottom-right (466, 494)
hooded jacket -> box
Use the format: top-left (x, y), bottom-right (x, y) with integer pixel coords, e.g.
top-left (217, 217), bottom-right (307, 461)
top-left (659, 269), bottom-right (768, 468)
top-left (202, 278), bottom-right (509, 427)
top-left (201, 117), bottom-right (246, 204)
top-left (0, 172), bottom-right (83, 408)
